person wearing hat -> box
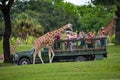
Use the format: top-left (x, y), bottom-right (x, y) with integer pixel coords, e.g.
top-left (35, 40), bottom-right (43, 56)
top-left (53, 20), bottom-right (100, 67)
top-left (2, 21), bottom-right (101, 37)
top-left (100, 27), bottom-right (105, 34)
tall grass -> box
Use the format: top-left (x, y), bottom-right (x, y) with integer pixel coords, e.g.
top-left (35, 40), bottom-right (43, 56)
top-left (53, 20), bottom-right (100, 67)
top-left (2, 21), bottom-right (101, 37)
top-left (0, 45), bottom-right (120, 80)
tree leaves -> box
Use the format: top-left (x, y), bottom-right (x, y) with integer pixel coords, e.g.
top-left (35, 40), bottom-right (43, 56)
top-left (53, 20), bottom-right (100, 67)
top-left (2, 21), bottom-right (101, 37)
top-left (12, 13), bottom-right (43, 39)
top-left (0, 0), bottom-right (116, 39)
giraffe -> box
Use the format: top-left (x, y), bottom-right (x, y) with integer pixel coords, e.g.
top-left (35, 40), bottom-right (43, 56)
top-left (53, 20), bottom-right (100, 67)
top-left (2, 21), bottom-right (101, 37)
top-left (104, 19), bottom-right (114, 37)
top-left (33, 23), bottom-right (73, 64)
top-left (0, 40), bottom-right (22, 60)
top-left (10, 40), bottom-right (22, 54)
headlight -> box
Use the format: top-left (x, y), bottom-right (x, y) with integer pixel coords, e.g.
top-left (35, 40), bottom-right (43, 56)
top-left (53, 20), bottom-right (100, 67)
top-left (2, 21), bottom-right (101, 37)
top-left (14, 54), bottom-right (18, 60)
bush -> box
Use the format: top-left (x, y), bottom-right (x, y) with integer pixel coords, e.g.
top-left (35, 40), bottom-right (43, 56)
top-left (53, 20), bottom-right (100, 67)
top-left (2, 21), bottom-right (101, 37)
top-left (24, 36), bottom-right (35, 44)
top-left (106, 35), bottom-right (110, 43)
top-left (111, 34), bottom-right (115, 43)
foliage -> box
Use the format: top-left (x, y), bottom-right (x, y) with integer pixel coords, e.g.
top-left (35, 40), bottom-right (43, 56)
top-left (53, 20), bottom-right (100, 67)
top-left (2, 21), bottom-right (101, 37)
top-left (24, 36), bottom-right (35, 44)
top-left (91, 0), bottom-right (120, 44)
top-left (12, 13), bottom-right (44, 39)
top-left (11, 0), bottom-right (29, 14)
top-left (111, 34), bottom-right (115, 43)
top-left (77, 5), bottom-right (115, 32)
top-left (0, 0), bottom-right (116, 37)
top-left (27, 0), bottom-right (80, 32)
top-left (14, 43), bottom-right (32, 52)
top-left (0, 45), bottom-right (120, 80)
top-left (25, 0), bottom-right (116, 33)
top-left (0, 0), bottom-right (116, 40)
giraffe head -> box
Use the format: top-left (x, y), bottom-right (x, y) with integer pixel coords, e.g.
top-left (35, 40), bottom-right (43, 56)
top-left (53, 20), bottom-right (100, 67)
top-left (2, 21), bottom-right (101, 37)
top-left (66, 23), bottom-right (73, 31)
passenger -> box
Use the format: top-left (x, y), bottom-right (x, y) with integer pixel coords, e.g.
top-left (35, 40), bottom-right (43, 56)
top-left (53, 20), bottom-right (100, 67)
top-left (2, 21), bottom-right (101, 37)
top-left (97, 27), bottom-right (106, 48)
top-left (71, 32), bottom-right (77, 50)
top-left (101, 27), bottom-right (105, 34)
top-left (55, 33), bottom-right (61, 50)
top-left (80, 31), bottom-right (86, 49)
top-left (61, 32), bottom-right (66, 50)
top-left (65, 32), bottom-right (71, 50)
top-left (98, 27), bottom-right (106, 36)
top-left (89, 31), bottom-right (95, 38)
top-left (96, 31), bottom-right (101, 48)
top-left (89, 31), bottom-right (96, 48)
top-left (100, 32), bottom-right (106, 48)
top-left (85, 33), bottom-right (93, 48)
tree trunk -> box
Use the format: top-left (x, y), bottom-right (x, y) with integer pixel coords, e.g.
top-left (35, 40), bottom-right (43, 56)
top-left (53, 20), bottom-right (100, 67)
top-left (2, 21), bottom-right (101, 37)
top-left (115, 18), bottom-right (120, 44)
top-left (115, 5), bottom-right (120, 44)
top-left (2, 8), bottom-right (12, 63)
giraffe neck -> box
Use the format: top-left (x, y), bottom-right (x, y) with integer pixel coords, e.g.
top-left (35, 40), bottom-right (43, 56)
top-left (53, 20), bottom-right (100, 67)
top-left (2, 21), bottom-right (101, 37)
top-left (50, 25), bottom-right (67, 37)
top-left (10, 40), bottom-right (21, 54)
top-left (10, 44), bottom-right (18, 54)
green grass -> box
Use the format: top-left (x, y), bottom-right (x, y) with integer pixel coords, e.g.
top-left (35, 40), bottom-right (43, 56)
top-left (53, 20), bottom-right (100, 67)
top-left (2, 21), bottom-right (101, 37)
top-left (0, 45), bottom-right (120, 80)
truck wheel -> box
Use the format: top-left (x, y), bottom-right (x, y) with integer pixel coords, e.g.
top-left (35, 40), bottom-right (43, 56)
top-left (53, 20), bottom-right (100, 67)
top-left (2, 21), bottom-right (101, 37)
top-left (18, 58), bottom-right (30, 65)
top-left (74, 56), bottom-right (86, 62)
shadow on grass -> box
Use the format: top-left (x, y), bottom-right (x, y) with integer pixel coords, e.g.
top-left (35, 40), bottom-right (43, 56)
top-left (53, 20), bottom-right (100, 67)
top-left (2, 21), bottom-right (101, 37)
top-left (0, 60), bottom-right (14, 67)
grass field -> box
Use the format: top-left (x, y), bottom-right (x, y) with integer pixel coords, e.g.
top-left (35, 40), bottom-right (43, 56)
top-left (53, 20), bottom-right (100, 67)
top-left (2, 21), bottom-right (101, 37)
top-left (0, 45), bottom-right (120, 80)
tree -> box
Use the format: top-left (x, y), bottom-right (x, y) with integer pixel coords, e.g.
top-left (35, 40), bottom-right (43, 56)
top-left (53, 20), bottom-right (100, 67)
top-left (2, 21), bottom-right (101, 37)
top-left (28, 0), bottom-right (81, 33)
top-left (115, 4), bottom-right (120, 44)
top-left (12, 13), bottom-right (44, 39)
top-left (91, 0), bottom-right (120, 44)
top-left (77, 5), bottom-right (115, 32)
top-left (0, 0), bottom-right (14, 63)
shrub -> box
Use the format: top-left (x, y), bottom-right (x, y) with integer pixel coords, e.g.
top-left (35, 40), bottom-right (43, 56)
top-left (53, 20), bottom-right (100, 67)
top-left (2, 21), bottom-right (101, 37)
top-left (111, 34), bottom-right (115, 43)
top-left (24, 36), bottom-right (35, 44)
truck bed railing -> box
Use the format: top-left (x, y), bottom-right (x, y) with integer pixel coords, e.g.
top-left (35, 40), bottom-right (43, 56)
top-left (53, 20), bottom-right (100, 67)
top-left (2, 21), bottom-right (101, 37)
top-left (53, 37), bottom-right (107, 53)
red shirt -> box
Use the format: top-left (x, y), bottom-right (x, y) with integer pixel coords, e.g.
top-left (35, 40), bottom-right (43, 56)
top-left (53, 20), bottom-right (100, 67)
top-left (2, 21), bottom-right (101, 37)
top-left (56, 35), bottom-right (60, 41)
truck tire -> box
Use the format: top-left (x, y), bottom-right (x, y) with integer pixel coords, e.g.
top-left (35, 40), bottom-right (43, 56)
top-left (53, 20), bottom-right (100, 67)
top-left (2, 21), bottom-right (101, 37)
top-left (18, 58), bottom-right (30, 65)
top-left (74, 56), bottom-right (86, 62)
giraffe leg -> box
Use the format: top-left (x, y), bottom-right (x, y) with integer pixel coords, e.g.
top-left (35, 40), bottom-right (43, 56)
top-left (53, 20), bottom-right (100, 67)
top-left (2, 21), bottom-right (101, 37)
top-left (38, 50), bottom-right (44, 64)
top-left (33, 50), bottom-right (37, 64)
top-left (48, 47), bottom-right (52, 63)
top-left (50, 47), bottom-right (55, 63)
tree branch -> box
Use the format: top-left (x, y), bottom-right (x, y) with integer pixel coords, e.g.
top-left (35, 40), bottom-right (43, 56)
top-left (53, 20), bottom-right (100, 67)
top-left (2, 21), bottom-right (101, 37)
top-left (0, 4), bottom-right (2, 9)
top-left (7, 0), bottom-right (14, 8)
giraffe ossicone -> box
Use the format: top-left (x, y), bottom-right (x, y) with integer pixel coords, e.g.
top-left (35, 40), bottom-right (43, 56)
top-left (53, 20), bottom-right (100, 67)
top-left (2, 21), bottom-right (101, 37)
top-left (33, 23), bottom-right (73, 64)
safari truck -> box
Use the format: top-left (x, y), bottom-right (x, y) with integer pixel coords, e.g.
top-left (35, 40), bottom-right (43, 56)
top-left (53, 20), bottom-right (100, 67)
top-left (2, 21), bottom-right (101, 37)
top-left (13, 37), bottom-right (107, 65)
